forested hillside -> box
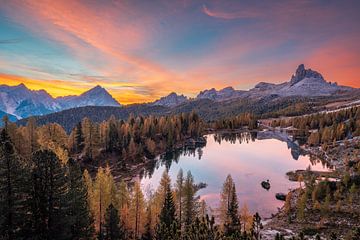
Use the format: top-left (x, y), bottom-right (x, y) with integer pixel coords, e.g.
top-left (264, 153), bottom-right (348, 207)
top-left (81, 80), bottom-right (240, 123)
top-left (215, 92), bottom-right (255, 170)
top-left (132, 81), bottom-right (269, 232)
top-left (17, 95), bottom-right (331, 132)
top-left (271, 106), bottom-right (360, 146)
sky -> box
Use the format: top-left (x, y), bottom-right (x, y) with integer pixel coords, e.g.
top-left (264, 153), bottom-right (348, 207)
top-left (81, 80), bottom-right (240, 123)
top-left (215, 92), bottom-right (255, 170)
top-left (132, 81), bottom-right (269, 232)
top-left (0, 0), bottom-right (359, 104)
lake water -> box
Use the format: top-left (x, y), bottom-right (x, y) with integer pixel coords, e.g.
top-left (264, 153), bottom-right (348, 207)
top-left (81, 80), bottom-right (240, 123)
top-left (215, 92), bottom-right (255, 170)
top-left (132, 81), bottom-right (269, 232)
top-left (139, 131), bottom-right (329, 218)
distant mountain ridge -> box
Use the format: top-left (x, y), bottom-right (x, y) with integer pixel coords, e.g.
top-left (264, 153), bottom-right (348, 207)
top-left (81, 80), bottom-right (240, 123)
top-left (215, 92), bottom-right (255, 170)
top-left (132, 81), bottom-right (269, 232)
top-left (151, 64), bottom-right (355, 107)
top-left (194, 64), bottom-right (352, 102)
top-left (151, 92), bottom-right (188, 107)
top-left (1, 64), bottom-right (358, 120)
top-left (0, 84), bottom-right (121, 119)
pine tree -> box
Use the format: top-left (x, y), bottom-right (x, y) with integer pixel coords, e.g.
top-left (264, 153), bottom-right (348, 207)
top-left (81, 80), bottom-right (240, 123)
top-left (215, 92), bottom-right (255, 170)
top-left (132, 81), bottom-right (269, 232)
top-left (104, 204), bottom-right (126, 240)
top-left (183, 215), bottom-right (222, 240)
top-left (29, 150), bottom-right (70, 239)
top-left (74, 122), bottom-right (85, 153)
top-left (159, 182), bottom-right (176, 227)
top-left (0, 129), bottom-right (31, 239)
top-left (155, 176), bottom-right (179, 239)
top-left (251, 212), bottom-right (263, 240)
top-left (224, 184), bottom-right (241, 238)
top-left (67, 159), bottom-right (95, 239)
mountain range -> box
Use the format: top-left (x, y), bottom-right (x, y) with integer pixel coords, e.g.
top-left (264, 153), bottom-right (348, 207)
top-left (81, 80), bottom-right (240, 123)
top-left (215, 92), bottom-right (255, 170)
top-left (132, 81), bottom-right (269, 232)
top-left (1, 64), bottom-right (359, 123)
top-left (151, 64), bottom-right (354, 106)
top-left (0, 84), bottom-right (120, 119)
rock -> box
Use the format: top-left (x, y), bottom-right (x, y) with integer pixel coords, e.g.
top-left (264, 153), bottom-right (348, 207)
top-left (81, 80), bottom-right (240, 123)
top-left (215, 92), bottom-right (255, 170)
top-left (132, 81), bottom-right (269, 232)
top-left (196, 86), bottom-right (245, 101)
top-left (261, 180), bottom-right (271, 190)
top-left (151, 92), bottom-right (188, 107)
top-left (290, 64), bottom-right (324, 86)
top-left (275, 193), bottom-right (287, 201)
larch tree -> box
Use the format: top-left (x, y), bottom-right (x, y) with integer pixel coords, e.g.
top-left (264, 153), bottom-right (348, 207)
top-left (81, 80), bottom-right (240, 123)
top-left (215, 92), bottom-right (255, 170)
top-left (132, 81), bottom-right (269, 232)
top-left (129, 181), bottom-right (146, 239)
top-left (219, 174), bottom-right (236, 226)
top-left (240, 203), bottom-right (253, 233)
top-left (93, 166), bottom-right (117, 236)
top-left (183, 171), bottom-right (197, 230)
top-left (116, 180), bottom-right (131, 230)
top-left (175, 169), bottom-right (184, 229)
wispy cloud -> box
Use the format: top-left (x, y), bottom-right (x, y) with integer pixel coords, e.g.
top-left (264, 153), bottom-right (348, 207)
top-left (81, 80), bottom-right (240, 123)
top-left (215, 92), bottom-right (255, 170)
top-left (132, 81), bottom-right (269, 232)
top-left (0, 38), bottom-right (22, 44)
top-left (0, 0), bottom-right (359, 103)
top-left (202, 4), bottom-right (260, 20)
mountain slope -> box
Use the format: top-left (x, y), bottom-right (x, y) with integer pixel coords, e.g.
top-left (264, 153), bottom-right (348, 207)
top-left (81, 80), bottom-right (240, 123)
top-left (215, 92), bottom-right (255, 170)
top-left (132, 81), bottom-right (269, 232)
top-left (199, 64), bottom-right (353, 101)
top-left (196, 86), bottom-right (246, 101)
top-left (151, 92), bottom-right (188, 107)
top-left (17, 104), bottom-right (168, 132)
top-left (0, 110), bottom-right (18, 122)
top-left (0, 83), bottom-right (61, 119)
top-left (56, 85), bottom-right (120, 109)
top-left (0, 84), bottom-right (121, 119)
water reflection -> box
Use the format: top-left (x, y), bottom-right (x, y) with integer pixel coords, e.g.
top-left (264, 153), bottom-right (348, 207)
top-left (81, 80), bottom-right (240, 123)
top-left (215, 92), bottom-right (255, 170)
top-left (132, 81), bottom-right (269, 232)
top-left (139, 131), bottom-right (329, 218)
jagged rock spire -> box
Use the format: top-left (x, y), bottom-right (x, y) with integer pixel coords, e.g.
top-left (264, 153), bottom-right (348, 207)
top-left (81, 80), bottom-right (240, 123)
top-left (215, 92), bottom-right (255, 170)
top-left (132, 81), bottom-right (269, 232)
top-left (290, 64), bottom-right (324, 86)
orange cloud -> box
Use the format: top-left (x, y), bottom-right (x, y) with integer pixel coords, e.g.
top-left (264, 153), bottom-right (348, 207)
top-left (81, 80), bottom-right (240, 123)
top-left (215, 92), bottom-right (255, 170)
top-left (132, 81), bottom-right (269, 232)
top-left (1, 0), bottom-right (358, 104)
top-left (0, 73), bottom-right (154, 104)
top-left (0, 73), bottom-right (87, 97)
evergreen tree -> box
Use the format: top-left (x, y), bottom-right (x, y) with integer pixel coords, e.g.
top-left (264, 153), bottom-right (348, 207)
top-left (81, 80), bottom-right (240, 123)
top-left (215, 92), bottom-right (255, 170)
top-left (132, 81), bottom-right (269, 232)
top-left (155, 177), bottom-right (178, 239)
top-left (224, 184), bottom-right (241, 238)
top-left (104, 204), bottom-right (126, 240)
top-left (251, 212), bottom-right (263, 240)
top-left (29, 150), bottom-right (70, 239)
top-left (0, 129), bottom-right (31, 239)
top-left (183, 215), bottom-right (222, 240)
top-left (159, 182), bottom-right (176, 227)
top-left (67, 158), bottom-right (95, 239)
top-left (74, 122), bottom-right (85, 153)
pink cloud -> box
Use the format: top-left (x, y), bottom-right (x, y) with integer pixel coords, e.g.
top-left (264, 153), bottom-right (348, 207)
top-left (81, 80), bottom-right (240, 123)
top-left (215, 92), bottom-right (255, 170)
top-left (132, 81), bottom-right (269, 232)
top-left (202, 4), bottom-right (260, 20)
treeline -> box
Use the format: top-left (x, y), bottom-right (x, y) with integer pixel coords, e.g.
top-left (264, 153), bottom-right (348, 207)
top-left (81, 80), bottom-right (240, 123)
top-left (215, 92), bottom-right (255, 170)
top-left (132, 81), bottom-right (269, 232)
top-left (3, 112), bottom-right (204, 165)
top-left (0, 129), bottom-right (94, 239)
top-left (283, 169), bottom-right (360, 239)
top-left (0, 125), bottom-right (263, 240)
top-left (84, 167), bottom-right (263, 239)
top-left (3, 110), bottom-right (259, 169)
top-left (271, 106), bottom-right (360, 146)
top-left (211, 113), bottom-right (258, 130)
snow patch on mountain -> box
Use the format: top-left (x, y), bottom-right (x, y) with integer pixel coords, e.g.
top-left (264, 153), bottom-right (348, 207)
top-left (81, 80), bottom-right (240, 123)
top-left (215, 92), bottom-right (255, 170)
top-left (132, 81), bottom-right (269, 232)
top-left (57, 85), bottom-right (120, 109)
top-left (151, 92), bottom-right (188, 107)
top-left (0, 84), bottom-right (121, 119)
top-left (197, 86), bottom-right (246, 101)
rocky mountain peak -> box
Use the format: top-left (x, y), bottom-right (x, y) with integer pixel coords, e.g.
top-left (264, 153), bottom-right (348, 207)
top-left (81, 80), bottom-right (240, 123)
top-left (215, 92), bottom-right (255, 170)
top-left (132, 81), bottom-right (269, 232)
top-left (290, 64), bottom-right (324, 86)
top-left (84, 85), bottom-right (106, 95)
top-left (151, 92), bottom-right (188, 107)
